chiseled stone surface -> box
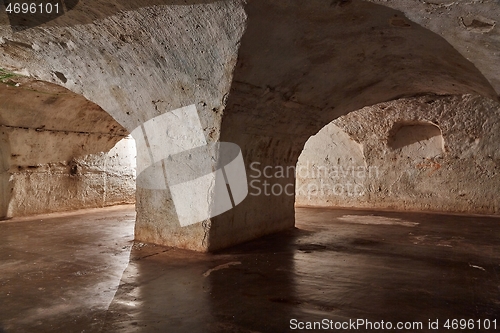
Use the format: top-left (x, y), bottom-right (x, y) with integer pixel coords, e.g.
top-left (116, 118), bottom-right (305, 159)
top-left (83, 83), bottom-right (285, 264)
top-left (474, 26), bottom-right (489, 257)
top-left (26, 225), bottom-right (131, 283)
top-left (0, 1), bottom-right (247, 250)
top-left (367, 0), bottom-right (500, 93)
top-left (5, 137), bottom-right (136, 217)
top-left (213, 0), bottom-right (499, 250)
top-left (0, 0), bottom-right (499, 250)
top-left (298, 94), bottom-right (500, 215)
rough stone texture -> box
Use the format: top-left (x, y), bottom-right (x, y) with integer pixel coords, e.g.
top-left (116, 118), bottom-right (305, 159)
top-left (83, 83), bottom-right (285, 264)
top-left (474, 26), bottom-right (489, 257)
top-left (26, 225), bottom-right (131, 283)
top-left (0, 0), bottom-right (499, 250)
top-left (0, 77), bottom-right (136, 218)
top-left (5, 137), bottom-right (136, 217)
top-left (297, 94), bottom-right (500, 215)
top-left (367, 0), bottom-right (500, 94)
top-left (0, 0), bottom-right (247, 251)
top-left (296, 123), bottom-right (368, 207)
top-left (214, 0), bottom-right (500, 250)
top-left (0, 129), bottom-right (9, 218)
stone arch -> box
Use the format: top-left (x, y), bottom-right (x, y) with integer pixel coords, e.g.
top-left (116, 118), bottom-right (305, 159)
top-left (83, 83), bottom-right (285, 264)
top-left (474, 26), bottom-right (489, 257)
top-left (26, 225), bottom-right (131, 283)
top-left (0, 1), bottom-right (247, 251)
top-left (296, 123), bottom-right (367, 207)
top-left (294, 94), bottom-right (500, 214)
top-left (212, 0), bottom-right (498, 250)
top-left (0, 74), bottom-right (136, 217)
top-left (0, 0), bottom-right (499, 251)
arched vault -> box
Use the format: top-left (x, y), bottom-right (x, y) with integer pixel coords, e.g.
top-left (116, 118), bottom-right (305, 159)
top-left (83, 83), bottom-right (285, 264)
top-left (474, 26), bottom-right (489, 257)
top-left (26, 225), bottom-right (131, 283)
top-left (0, 0), bottom-right (498, 251)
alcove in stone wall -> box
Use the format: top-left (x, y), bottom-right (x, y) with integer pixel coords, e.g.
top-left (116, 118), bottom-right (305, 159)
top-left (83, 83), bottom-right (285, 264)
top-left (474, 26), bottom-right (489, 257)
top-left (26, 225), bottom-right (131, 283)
top-left (388, 122), bottom-right (445, 159)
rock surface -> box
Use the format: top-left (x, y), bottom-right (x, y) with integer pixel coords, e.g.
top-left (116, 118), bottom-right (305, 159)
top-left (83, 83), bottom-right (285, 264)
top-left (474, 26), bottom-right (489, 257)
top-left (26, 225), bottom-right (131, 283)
top-left (297, 94), bottom-right (500, 215)
top-left (0, 76), bottom-right (136, 218)
top-left (0, 0), bottom-right (499, 250)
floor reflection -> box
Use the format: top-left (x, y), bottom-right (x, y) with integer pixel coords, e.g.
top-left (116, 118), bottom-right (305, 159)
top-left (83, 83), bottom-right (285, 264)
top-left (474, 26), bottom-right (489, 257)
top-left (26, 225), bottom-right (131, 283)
top-left (0, 205), bottom-right (135, 333)
top-left (106, 207), bottom-right (500, 332)
top-left (1, 206), bottom-right (499, 332)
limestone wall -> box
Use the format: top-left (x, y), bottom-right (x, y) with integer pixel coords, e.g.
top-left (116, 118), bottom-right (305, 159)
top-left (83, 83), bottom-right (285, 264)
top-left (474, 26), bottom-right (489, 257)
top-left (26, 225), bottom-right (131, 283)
top-left (297, 94), bottom-right (500, 215)
top-left (0, 77), bottom-right (136, 219)
top-left (0, 0), bottom-right (499, 250)
top-left (3, 136), bottom-right (136, 218)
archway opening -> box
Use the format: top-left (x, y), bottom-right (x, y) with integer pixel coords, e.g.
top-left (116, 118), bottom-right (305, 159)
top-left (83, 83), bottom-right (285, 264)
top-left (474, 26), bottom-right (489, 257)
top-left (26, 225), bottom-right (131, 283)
top-left (296, 94), bottom-right (500, 215)
top-left (0, 72), bottom-right (137, 219)
top-left (213, 0), bottom-right (499, 250)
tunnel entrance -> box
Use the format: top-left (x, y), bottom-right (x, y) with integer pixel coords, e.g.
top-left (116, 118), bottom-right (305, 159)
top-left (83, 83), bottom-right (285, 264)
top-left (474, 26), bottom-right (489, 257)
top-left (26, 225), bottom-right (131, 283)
top-left (0, 73), bottom-right (136, 218)
top-left (296, 122), bottom-right (367, 207)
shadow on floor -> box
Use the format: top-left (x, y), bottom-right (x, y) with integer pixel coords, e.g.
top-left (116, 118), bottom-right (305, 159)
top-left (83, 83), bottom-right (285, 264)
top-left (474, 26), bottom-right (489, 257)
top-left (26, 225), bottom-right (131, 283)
top-left (1, 206), bottom-right (499, 332)
top-left (103, 207), bottom-right (500, 332)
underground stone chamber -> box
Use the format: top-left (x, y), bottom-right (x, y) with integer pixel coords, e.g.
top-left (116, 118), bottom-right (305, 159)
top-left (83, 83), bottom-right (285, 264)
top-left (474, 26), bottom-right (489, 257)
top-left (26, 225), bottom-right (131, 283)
top-left (0, 0), bottom-right (499, 251)
top-left (1, 1), bottom-right (500, 330)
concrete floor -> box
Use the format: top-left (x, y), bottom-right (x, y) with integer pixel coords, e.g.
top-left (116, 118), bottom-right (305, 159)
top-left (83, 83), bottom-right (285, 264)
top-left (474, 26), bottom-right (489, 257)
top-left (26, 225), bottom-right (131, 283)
top-left (0, 206), bottom-right (499, 332)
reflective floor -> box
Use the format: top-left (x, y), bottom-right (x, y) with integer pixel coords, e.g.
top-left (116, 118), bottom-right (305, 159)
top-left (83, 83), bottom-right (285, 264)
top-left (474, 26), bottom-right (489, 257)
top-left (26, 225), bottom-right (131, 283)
top-left (0, 205), bottom-right (499, 332)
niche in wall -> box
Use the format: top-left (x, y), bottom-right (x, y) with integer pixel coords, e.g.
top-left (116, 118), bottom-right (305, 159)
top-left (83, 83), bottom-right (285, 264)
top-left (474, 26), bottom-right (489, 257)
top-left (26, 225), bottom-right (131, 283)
top-left (388, 122), bottom-right (445, 159)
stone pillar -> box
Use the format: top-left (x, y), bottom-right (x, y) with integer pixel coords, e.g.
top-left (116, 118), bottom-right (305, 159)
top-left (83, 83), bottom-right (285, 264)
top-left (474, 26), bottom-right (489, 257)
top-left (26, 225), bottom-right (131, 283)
top-left (0, 0), bottom-right (498, 251)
